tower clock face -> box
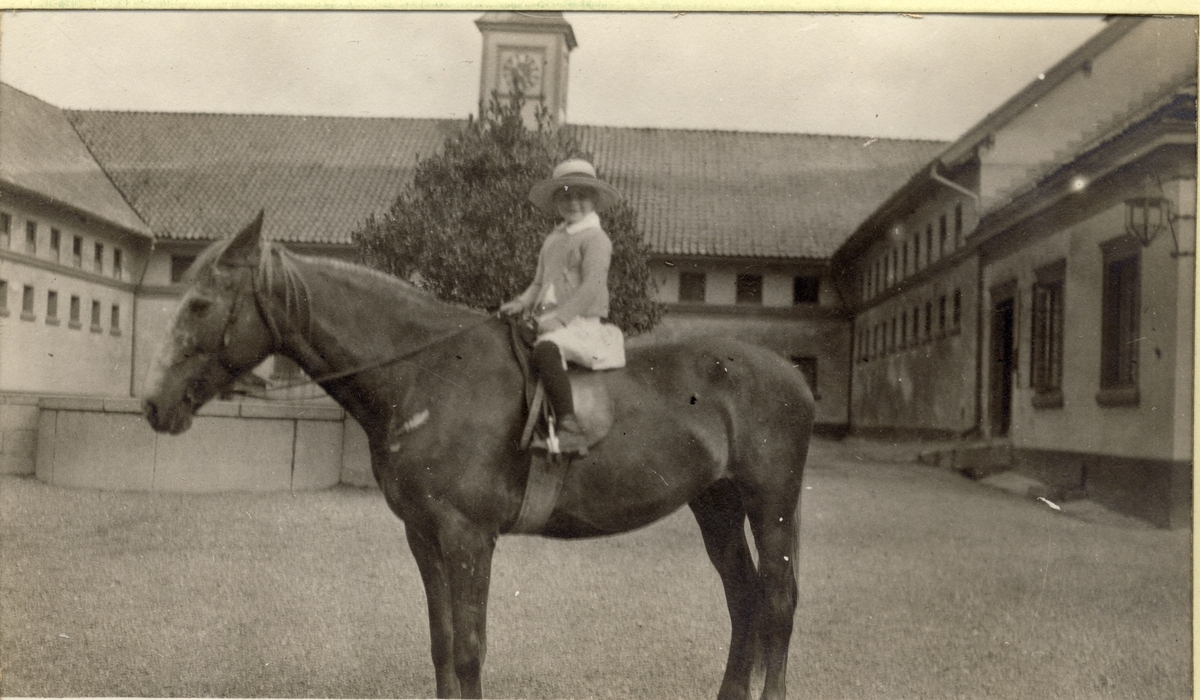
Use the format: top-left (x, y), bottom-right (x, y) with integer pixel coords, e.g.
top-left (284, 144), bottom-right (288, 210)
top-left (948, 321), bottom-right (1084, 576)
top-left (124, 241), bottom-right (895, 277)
top-left (501, 51), bottom-right (543, 94)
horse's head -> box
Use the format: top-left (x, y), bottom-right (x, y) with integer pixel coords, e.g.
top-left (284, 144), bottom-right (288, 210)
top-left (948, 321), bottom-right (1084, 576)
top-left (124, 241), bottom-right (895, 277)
top-left (143, 212), bottom-right (277, 434)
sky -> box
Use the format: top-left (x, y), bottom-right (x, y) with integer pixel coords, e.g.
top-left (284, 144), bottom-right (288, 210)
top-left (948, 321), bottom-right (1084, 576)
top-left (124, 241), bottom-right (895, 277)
top-left (0, 11), bottom-right (1107, 141)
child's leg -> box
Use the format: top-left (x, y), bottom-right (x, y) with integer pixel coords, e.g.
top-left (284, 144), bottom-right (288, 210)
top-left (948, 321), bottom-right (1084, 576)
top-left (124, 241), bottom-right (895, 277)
top-left (532, 341), bottom-right (575, 420)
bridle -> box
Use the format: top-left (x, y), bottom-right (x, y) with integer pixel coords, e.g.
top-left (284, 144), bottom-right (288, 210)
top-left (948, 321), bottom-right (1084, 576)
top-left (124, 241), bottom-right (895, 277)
top-left (213, 259), bottom-right (493, 395)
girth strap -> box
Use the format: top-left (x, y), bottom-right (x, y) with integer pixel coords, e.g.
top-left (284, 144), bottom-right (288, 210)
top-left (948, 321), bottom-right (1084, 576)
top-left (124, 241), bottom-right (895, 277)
top-left (508, 451), bottom-right (571, 534)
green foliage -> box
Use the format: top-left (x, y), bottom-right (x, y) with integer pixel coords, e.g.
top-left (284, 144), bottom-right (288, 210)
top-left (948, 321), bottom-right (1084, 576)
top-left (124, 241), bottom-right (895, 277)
top-left (353, 92), bottom-right (662, 335)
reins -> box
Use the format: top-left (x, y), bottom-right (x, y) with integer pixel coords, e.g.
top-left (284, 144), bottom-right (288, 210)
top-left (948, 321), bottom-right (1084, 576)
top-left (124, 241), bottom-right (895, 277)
top-left (241, 258), bottom-right (493, 396)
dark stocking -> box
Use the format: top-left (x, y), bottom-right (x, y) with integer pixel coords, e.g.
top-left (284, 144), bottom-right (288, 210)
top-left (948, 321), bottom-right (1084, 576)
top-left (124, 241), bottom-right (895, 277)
top-left (532, 341), bottom-right (575, 419)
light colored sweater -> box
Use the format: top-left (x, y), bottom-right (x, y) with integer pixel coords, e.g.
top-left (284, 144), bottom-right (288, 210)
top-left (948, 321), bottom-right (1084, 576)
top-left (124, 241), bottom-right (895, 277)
top-left (514, 212), bottom-right (612, 324)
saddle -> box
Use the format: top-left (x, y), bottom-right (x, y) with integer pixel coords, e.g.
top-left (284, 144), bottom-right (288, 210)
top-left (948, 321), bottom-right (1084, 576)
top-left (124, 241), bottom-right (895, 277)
top-left (506, 317), bottom-right (615, 456)
top-left (505, 317), bottom-right (615, 534)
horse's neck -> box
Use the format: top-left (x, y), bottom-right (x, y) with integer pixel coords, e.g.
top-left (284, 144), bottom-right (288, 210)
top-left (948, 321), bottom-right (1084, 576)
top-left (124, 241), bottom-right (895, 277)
top-left (275, 255), bottom-right (484, 411)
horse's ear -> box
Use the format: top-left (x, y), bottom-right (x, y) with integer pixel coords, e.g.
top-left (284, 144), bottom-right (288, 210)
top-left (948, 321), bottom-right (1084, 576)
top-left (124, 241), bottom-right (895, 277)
top-left (220, 210), bottom-right (265, 267)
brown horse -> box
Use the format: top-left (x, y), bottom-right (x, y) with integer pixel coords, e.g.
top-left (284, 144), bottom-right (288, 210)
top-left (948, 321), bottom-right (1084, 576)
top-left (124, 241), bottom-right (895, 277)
top-left (142, 213), bottom-right (814, 700)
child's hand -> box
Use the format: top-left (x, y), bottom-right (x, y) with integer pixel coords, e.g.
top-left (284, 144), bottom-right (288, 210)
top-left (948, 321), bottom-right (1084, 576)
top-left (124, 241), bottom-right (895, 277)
top-left (537, 315), bottom-right (567, 334)
top-left (498, 300), bottom-right (525, 317)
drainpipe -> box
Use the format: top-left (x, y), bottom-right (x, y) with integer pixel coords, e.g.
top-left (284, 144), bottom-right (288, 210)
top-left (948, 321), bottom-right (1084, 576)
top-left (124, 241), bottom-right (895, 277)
top-left (930, 164), bottom-right (980, 205)
top-left (129, 237), bottom-right (155, 398)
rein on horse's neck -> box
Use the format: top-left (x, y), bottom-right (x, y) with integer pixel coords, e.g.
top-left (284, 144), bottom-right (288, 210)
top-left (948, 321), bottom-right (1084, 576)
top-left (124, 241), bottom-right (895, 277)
top-left (250, 247), bottom-right (491, 391)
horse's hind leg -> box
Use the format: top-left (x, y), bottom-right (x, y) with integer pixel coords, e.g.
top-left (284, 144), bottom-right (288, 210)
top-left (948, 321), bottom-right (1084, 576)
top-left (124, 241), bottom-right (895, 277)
top-left (690, 479), bottom-right (760, 700)
top-left (744, 492), bottom-right (800, 700)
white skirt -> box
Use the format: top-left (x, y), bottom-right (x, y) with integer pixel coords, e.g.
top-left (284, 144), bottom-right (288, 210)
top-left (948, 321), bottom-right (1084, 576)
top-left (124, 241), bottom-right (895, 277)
top-left (537, 316), bottom-right (626, 370)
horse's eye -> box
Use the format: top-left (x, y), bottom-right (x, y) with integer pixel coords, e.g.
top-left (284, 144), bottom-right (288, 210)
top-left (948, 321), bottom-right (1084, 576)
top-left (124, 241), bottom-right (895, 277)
top-left (188, 298), bottom-right (212, 316)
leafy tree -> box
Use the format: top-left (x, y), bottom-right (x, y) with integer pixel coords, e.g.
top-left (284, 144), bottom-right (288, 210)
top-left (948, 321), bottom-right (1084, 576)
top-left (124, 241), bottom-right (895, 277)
top-left (353, 92), bottom-right (662, 335)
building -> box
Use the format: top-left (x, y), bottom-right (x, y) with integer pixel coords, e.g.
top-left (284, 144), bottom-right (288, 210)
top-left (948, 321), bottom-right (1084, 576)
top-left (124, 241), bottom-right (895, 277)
top-left (7, 13), bottom-right (1189, 527)
top-left (0, 83), bottom-right (156, 473)
top-left (831, 16), bottom-right (1197, 527)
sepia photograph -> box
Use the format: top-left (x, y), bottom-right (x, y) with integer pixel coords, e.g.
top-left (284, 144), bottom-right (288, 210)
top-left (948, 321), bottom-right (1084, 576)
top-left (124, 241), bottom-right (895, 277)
top-left (0, 9), bottom-right (1193, 699)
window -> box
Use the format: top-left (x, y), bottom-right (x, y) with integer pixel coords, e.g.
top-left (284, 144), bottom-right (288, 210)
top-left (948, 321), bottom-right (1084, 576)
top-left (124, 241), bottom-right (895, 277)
top-left (901, 309), bottom-right (908, 348)
top-left (0, 279), bottom-right (7, 316)
top-left (925, 224), bottom-right (933, 265)
top-left (889, 317), bottom-right (897, 353)
top-left (171, 255), bottom-right (197, 283)
top-left (736, 274), bottom-right (762, 305)
top-left (902, 241), bottom-right (909, 276)
top-left (954, 204), bottom-right (964, 248)
top-left (94, 243), bottom-right (104, 274)
top-left (72, 236), bottom-right (83, 267)
top-left (913, 235), bottom-right (921, 271)
top-left (21, 285), bottom-right (35, 320)
top-left (110, 304), bottom-right (121, 334)
top-left (113, 249), bottom-right (123, 279)
top-left (69, 295), bottom-right (81, 329)
top-left (90, 299), bottom-right (103, 332)
top-left (0, 212), bottom-right (9, 248)
top-left (939, 214), bottom-right (948, 257)
top-left (924, 300), bottom-right (932, 337)
top-left (793, 276), bottom-right (819, 304)
top-left (46, 290), bottom-right (59, 325)
top-left (50, 228), bottom-right (61, 263)
top-left (791, 356), bottom-right (818, 399)
top-left (678, 271), bottom-right (706, 303)
top-left (25, 221), bottom-right (36, 255)
top-left (938, 295), bottom-right (946, 333)
top-left (912, 304), bottom-right (921, 342)
top-left (1031, 260), bottom-right (1065, 408)
top-left (1098, 238), bottom-right (1140, 405)
top-left (953, 289), bottom-right (962, 328)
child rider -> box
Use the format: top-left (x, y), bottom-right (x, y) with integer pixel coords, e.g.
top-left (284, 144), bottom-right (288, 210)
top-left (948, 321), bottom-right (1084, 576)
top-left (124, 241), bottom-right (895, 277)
top-left (499, 159), bottom-right (626, 453)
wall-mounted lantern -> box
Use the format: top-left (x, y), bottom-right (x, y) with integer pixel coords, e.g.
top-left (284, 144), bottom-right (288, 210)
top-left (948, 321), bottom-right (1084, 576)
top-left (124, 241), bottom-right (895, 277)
top-left (1124, 195), bottom-right (1170, 247)
top-left (1125, 193), bottom-right (1193, 258)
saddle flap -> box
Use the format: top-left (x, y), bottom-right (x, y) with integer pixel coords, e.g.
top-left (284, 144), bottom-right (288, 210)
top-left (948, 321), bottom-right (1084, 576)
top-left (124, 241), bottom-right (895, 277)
top-left (568, 371), bottom-right (614, 444)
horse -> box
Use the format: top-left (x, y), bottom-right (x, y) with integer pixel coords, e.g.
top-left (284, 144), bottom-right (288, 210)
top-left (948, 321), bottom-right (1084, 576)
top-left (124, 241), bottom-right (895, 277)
top-left (142, 213), bottom-right (814, 700)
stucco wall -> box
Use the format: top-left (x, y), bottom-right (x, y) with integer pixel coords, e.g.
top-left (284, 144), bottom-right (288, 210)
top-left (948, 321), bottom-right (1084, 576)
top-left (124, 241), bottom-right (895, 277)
top-left (850, 256), bottom-right (980, 434)
top-left (983, 181), bottom-right (1195, 463)
top-left (640, 308), bottom-right (850, 427)
top-left (0, 196), bottom-right (145, 396)
top-left (978, 17), bottom-right (1198, 209)
top-left (35, 397), bottom-right (373, 491)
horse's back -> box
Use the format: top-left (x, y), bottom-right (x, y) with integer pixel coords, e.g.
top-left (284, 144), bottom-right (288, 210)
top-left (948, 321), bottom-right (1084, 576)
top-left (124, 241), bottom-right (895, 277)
top-left (612, 335), bottom-right (814, 468)
top-left (622, 335), bottom-right (814, 414)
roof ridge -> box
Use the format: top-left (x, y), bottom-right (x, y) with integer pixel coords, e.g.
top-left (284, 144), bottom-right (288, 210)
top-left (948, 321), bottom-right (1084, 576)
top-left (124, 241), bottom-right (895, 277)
top-left (64, 107), bottom-right (465, 124)
top-left (568, 122), bottom-right (950, 144)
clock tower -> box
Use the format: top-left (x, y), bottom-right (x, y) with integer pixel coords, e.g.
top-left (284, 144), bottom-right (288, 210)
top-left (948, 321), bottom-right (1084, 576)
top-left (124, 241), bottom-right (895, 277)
top-left (475, 12), bottom-right (577, 129)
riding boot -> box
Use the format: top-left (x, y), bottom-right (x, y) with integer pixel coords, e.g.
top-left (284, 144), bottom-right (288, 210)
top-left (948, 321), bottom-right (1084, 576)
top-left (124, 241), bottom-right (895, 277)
top-left (532, 341), bottom-right (588, 453)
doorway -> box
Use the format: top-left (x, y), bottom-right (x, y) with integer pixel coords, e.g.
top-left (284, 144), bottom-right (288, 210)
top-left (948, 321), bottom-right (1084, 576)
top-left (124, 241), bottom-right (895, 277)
top-left (989, 291), bottom-right (1015, 437)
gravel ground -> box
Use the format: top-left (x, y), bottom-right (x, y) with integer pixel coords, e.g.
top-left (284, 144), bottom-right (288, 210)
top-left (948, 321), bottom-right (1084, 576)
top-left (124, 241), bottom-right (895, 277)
top-left (1, 438), bottom-right (1191, 699)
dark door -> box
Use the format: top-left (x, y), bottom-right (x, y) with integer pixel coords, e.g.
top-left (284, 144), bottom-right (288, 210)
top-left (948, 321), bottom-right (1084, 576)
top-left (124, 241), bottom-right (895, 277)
top-left (989, 296), bottom-right (1015, 437)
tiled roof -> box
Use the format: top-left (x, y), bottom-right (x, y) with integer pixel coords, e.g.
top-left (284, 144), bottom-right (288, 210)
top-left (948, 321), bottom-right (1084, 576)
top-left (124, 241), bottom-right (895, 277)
top-left (64, 106), bottom-right (944, 259)
top-left (0, 84), bottom-right (150, 236)
top-left (65, 110), bottom-right (462, 244)
top-left (573, 125), bottom-right (945, 259)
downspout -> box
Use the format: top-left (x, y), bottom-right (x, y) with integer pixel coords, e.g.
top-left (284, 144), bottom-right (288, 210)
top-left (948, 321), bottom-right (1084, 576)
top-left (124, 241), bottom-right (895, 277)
top-left (929, 162), bottom-right (984, 438)
top-left (129, 237), bottom-right (155, 397)
top-left (929, 164), bottom-right (981, 205)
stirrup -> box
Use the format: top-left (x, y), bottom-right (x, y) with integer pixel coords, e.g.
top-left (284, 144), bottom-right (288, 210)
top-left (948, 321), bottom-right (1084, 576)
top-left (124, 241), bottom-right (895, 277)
top-left (533, 416), bottom-right (588, 456)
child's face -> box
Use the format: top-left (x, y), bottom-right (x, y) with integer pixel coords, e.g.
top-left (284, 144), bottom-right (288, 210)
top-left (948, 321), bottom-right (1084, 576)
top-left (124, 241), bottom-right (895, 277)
top-left (553, 187), bottom-right (597, 224)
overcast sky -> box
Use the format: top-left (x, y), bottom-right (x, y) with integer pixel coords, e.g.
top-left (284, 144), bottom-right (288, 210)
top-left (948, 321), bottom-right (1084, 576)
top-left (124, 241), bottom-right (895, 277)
top-left (0, 11), bottom-right (1106, 141)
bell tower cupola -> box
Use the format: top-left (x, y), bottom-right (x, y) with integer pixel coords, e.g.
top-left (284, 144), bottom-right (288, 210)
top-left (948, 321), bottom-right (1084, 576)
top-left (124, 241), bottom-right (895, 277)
top-left (475, 11), bottom-right (577, 129)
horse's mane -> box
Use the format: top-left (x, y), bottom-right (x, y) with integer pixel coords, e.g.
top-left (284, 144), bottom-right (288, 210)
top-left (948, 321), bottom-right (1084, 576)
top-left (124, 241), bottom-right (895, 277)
top-left (193, 237), bottom-right (487, 341)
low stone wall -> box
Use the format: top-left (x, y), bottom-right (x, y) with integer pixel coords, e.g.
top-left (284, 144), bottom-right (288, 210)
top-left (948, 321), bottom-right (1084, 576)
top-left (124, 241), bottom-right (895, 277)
top-left (1, 393), bottom-right (41, 476)
top-left (34, 397), bottom-right (375, 492)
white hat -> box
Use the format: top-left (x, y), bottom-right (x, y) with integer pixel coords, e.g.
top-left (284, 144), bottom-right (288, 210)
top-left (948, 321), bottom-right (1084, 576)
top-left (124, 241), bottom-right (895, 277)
top-left (528, 159), bottom-right (622, 213)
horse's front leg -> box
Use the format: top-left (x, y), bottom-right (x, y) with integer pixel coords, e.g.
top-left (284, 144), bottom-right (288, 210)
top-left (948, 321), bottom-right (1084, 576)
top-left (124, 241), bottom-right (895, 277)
top-left (405, 523), bottom-right (460, 697)
top-left (408, 509), bottom-right (497, 698)
top-left (441, 512), bottom-right (497, 698)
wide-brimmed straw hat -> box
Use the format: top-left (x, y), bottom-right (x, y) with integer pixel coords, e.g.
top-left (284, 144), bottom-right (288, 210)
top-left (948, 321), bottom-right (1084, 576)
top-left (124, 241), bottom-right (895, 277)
top-left (528, 159), bottom-right (622, 213)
